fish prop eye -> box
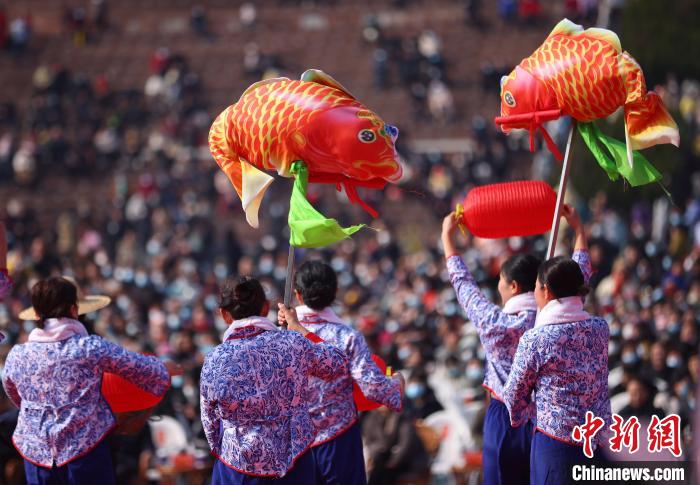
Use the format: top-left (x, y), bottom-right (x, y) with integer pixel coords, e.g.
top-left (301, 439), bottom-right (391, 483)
top-left (358, 129), bottom-right (376, 143)
top-left (504, 91), bottom-right (516, 108)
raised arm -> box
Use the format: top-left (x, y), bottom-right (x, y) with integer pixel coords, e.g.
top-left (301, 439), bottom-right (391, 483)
top-left (502, 331), bottom-right (540, 427)
top-left (562, 204), bottom-right (593, 285)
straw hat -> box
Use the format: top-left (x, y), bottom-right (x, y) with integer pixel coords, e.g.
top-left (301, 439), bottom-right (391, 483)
top-left (18, 276), bottom-right (111, 321)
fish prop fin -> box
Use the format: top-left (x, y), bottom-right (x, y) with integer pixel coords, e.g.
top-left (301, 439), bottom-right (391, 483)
top-left (577, 122), bottom-right (663, 187)
top-left (548, 18), bottom-right (584, 38)
top-left (584, 27), bottom-right (621, 53)
top-left (300, 69), bottom-right (356, 99)
top-left (343, 183), bottom-right (379, 218)
top-left (624, 91), bottom-right (680, 151)
top-left (288, 161), bottom-right (364, 248)
top-left (240, 158), bottom-right (274, 228)
top-left (241, 77), bottom-right (291, 99)
top-left (495, 109), bottom-right (564, 160)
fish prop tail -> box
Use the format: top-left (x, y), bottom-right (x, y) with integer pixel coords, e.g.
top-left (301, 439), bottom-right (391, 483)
top-left (625, 91), bottom-right (680, 151)
top-left (209, 108), bottom-right (274, 228)
top-left (288, 161), bottom-right (364, 248)
top-left (209, 108), bottom-right (243, 199)
top-left (577, 122), bottom-right (662, 187)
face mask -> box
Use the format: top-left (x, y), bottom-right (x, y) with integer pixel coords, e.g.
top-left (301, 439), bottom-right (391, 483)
top-left (467, 367), bottom-right (484, 382)
top-left (610, 325), bottom-right (621, 338)
top-left (668, 323), bottom-right (681, 335)
top-left (667, 356), bottom-right (682, 369)
top-left (405, 383), bottom-right (425, 399)
top-left (448, 367), bottom-right (461, 379)
top-left (201, 345), bottom-right (215, 355)
top-left (622, 353), bottom-right (638, 366)
top-left (622, 325), bottom-right (636, 341)
top-left (678, 383), bottom-right (690, 398)
top-left (397, 347), bottom-right (412, 361)
top-left (608, 341), bottom-right (620, 356)
top-left (171, 375), bottom-right (184, 388)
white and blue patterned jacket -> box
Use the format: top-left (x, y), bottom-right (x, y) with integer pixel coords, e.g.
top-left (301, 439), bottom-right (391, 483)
top-left (2, 333), bottom-right (169, 467)
top-left (199, 317), bottom-right (349, 477)
top-left (446, 250), bottom-right (592, 401)
top-left (296, 306), bottom-right (402, 446)
top-left (503, 314), bottom-right (612, 447)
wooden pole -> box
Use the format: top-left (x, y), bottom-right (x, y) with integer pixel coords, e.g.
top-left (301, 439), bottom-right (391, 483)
top-left (283, 244), bottom-right (295, 308)
top-left (546, 122), bottom-right (576, 259)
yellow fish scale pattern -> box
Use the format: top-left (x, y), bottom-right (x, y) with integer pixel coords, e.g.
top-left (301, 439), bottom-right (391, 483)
top-left (228, 80), bottom-right (357, 173)
top-left (522, 35), bottom-right (626, 122)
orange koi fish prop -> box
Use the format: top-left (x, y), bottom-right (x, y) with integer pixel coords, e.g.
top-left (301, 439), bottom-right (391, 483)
top-left (209, 69), bottom-right (402, 247)
top-left (495, 19), bottom-right (679, 187)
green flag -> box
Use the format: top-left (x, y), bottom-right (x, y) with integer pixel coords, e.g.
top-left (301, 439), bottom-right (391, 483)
top-left (577, 122), bottom-right (661, 186)
top-left (288, 161), bottom-right (364, 248)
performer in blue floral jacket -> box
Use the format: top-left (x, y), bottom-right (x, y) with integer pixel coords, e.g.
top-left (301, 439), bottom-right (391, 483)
top-left (503, 256), bottom-right (611, 485)
top-left (200, 276), bottom-right (349, 484)
top-left (2, 277), bottom-right (177, 485)
top-left (287, 260), bottom-right (404, 485)
top-left (441, 205), bottom-right (592, 485)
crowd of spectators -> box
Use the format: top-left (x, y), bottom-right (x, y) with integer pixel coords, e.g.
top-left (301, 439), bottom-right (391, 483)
top-left (0, 0), bottom-right (698, 483)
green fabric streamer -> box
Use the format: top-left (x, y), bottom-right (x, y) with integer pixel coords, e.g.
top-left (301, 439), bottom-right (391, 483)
top-left (577, 122), bottom-right (661, 187)
top-left (288, 161), bottom-right (364, 248)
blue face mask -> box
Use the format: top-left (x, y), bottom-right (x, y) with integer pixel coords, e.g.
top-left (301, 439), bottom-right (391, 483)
top-left (397, 347), bottom-right (412, 361)
top-left (405, 383), bottom-right (425, 400)
top-left (667, 356), bottom-right (682, 369)
top-left (448, 367), bottom-right (461, 379)
top-left (467, 367), bottom-right (484, 382)
top-left (622, 353), bottom-right (638, 366)
top-left (171, 375), bottom-right (184, 388)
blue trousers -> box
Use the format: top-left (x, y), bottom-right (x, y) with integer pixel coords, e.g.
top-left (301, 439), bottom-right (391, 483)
top-left (482, 398), bottom-right (533, 485)
top-left (311, 421), bottom-right (366, 485)
top-left (23, 438), bottom-right (115, 485)
top-left (530, 431), bottom-right (601, 485)
top-left (212, 450), bottom-right (316, 485)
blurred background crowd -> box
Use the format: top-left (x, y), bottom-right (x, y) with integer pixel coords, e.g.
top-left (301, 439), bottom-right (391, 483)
top-left (0, 0), bottom-right (698, 483)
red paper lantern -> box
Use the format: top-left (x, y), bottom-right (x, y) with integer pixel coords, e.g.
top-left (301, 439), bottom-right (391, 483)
top-left (353, 354), bottom-right (390, 412)
top-left (460, 181), bottom-right (556, 238)
top-left (102, 372), bottom-right (166, 413)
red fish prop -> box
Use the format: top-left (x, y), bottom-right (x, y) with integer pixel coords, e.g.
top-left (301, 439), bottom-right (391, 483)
top-left (209, 70), bottom-right (402, 228)
top-left (495, 19), bottom-right (679, 165)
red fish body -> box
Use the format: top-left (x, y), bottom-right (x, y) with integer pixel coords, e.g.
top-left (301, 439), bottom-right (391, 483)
top-left (496, 19), bottom-right (679, 159)
top-left (209, 70), bottom-right (402, 227)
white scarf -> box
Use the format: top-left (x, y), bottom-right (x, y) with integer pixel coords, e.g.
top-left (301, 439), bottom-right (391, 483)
top-left (295, 305), bottom-right (346, 325)
top-left (27, 317), bottom-right (89, 343)
top-left (222, 316), bottom-right (279, 342)
top-left (502, 292), bottom-right (538, 315)
top-left (535, 296), bottom-right (590, 328)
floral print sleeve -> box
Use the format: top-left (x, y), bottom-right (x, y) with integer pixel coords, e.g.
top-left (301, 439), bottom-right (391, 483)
top-left (502, 330), bottom-right (540, 427)
top-left (348, 332), bottom-right (402, 412)
top-left (572, 249), bottom-right (593, 285)
top-left (200, 357), bottom-right (222, 456)
top-left (446, 255), bottom-right (504, 329)
top-left (306, 339), bottom-right (349, 382)
top-left (95, 337), bottom-right (169, 396)
top-left (446, 255), bottom-right (536, 398)
top-left (0, 269), bottom-right (12, 300)
top-left (2, 371), bottom-right (20, 408)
